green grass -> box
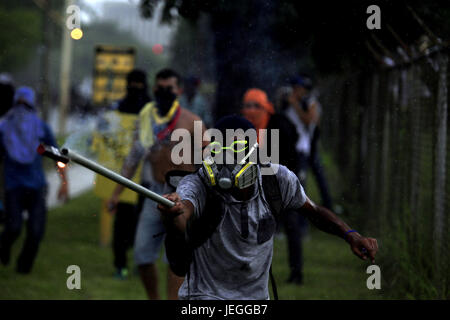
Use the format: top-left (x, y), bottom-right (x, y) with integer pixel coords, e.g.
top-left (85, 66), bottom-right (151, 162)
top-left (273, 230), bottom-right (383, 299)
top-left (271, 148), bottom-right (383, 299)
top-left (0, 189), bottom-right (384, 299)
top-left (0, 192), bottom-right (147, 300)
top-left (0, 148), bottom-right (386, 299)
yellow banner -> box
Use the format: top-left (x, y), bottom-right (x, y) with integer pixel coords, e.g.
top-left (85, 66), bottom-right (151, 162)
top-left (92, 45), bottom-right (135, 106)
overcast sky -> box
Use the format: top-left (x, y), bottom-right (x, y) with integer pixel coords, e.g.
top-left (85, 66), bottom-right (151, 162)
top-left (80, 0), bottom-right (140, 23)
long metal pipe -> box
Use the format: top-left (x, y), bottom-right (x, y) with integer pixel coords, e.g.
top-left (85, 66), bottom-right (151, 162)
top-left (60, 148), bottom-right (175, 208)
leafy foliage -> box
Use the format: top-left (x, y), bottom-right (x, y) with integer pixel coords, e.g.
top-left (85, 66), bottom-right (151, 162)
top-left (141, 0), bottom-right (450, 73)
top-left (0, 6), bottom-right (41, 70)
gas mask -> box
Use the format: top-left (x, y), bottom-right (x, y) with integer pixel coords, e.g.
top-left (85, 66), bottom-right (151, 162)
top-left (202, 140), bottom-right (259, 190)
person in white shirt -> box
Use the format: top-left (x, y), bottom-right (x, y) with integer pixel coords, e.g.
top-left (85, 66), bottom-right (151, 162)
top-left (287, 74), bottom-right (333, 210)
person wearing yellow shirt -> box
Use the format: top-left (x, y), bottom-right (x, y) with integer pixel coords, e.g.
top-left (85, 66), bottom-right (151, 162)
top-left (92, 69), bottom-right (151, 279)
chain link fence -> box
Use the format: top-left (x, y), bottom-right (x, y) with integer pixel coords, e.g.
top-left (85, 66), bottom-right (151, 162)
top-left (318, 48), bottom-right (449, 299)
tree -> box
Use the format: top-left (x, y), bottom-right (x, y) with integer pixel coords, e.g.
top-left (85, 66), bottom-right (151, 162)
top-left (140, 0), bottom-right (450, 120)
top-left (0, 6), bottom-right (41, 70)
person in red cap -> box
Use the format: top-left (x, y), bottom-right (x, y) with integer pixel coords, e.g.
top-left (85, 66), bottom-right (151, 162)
top-left (241, 87), bottom-right (308, 285)
top-left (241, 88), bottom-right (274, 145)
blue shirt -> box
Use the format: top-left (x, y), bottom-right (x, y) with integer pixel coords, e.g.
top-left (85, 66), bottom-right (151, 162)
top-left (0, 121), bottom-right (57, 191)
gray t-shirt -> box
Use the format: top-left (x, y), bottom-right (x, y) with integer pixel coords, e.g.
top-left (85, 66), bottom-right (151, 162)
top-left (176, 164), bottom-right (307, 300)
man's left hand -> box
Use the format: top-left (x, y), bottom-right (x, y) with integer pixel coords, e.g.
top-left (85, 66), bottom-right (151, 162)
top-left (57, 182), bottom-right (69, 202)
top-left (347, 233), bottom-right (378, 263)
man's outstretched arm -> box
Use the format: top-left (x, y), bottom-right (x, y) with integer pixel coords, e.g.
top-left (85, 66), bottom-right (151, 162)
top-left (300, 198), bottom-right (378, 263)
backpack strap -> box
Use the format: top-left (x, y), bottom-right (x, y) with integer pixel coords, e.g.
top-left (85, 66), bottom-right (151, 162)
top-left (261, 164), bottom-right (283, 224)
top-left (269, 265), bottom-right (278, 300)
top-left (260, 163), bottom-right (282, 300)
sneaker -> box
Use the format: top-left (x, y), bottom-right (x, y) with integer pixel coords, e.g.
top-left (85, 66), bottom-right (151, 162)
top-left (114, 268), bottom-right (129, 280)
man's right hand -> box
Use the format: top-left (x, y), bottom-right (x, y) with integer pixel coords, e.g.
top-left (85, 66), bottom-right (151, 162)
top-left (158, 193), bottom-right (194, 232)
top-left (157, 193), bottom-right (184, 219)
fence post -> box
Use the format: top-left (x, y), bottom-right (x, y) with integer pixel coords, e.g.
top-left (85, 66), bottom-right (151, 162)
top-left (409, 64), bottom-right (420, 233)
top-left (380, 73), bottom-right (391, 225)
top-left (368, 73), bottom-right (379, 224)
top-left (433, 53), bottom-right (448, 275)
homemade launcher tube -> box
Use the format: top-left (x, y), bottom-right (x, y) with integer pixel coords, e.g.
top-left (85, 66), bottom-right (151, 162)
top-left (37, 144), bottom-right (174, 208)
top-left (61, 148), bottom-right (175, 208)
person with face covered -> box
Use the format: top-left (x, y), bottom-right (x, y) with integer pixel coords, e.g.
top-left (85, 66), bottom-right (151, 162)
top-left (242, 87), bottom-right (307, 285)
top-left (288, 74), bottom-right (333, 210)
top-left (157, 115), bottom-right (378, 300)
top-left (0, 86), bottom-right (68, 273)
top-left (241, 88), bottom-right (274, 145)
top-left (108, 68), bottom-right (207, 299)
top-left (92, 69), bottom-right (151, 279)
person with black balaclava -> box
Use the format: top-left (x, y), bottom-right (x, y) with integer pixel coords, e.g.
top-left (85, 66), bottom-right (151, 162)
top-left (93, 69), bottom-right (151, 279)
top-left (107, 68), bottom-right (207, 300)
top-left (117, 69), bottom-right (151, 114)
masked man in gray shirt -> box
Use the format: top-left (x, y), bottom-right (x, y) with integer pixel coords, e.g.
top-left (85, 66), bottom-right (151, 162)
top-left (158, 115), bottom-right (378, 300)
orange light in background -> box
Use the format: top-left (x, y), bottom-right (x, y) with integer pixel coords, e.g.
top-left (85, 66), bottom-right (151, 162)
top-left (70, 28), bottom-right (83, 40)
top-left (57, 161), bottom-right (66, 169)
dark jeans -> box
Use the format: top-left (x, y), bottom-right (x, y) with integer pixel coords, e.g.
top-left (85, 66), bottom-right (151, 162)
top-left (308, 150), bottom-right (333, 210)
top-left (308, 127), bottom-right (333, 209)
top-left (282, 209), bottom-right (307, 276)
top-left (113, 202), bottom-right (140, 269)
top-left (0, 187), bottom-right (47, 272)
top-left (298, 150), bottom-right (333, 210)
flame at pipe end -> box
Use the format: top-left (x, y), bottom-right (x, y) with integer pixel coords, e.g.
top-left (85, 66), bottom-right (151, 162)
top-left (57, 161), bottom-right (66, 169)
